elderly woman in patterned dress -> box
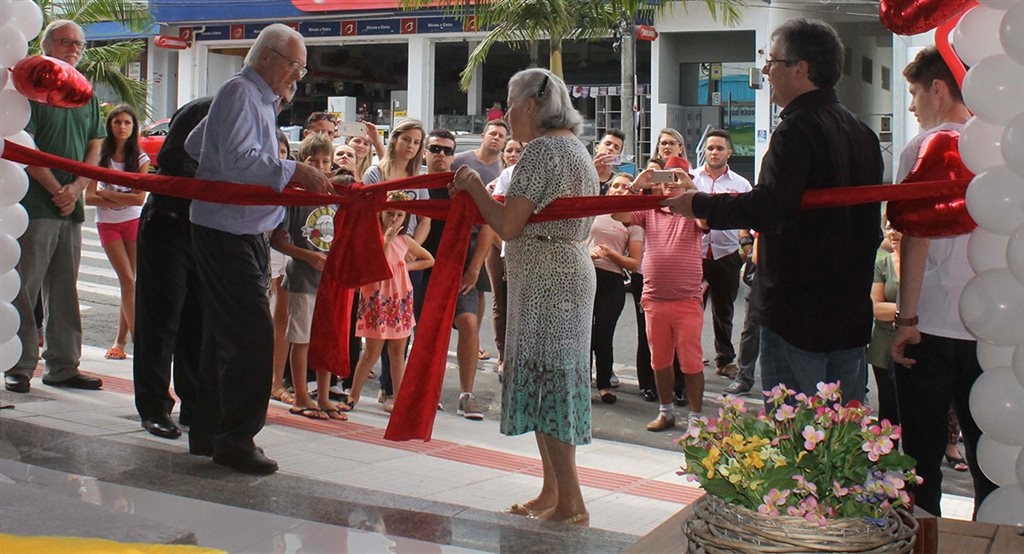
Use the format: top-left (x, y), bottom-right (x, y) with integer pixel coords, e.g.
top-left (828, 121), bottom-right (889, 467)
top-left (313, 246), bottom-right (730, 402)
top-left (450, 68), bottom-right (598, 525)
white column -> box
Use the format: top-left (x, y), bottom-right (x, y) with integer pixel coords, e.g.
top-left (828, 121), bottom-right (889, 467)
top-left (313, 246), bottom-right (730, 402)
top-left (407, 36), bottom-right (434, 124)
top-left (466, 40), bottom-right (482, 115)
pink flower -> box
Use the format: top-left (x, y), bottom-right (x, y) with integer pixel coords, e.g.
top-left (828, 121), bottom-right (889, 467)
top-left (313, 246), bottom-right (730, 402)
top-left (816, 382), bottom-right (841, 401)
top-left (832, 481), bottom-right (850, 497)
top-left (774, 404), bottom-right (797, 422)
top-left (793, 474), bottom-right (818, 495)
top-left (802, 425), bottom-right (825, 450)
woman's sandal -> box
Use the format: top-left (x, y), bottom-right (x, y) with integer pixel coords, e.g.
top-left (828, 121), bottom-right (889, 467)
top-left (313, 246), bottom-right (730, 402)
top-left (336, 397), bottom-right (356, 412)
top-left (288, 406), bottom-right (327, 420)
top-left (505, 500), bottom-right (549, 517)
top-left (105, 346), bottom-right (127, 360)
top-left (559, 512), bottom-right (590, 526)
top-left (945, 453), bottom-right (969, 472)
top-left (321, 407), bottom-right (348, 421)
top-left (271, 387), bottom-right (295, 404)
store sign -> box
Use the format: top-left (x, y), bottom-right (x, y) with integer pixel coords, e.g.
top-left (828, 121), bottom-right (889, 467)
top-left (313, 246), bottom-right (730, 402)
top-left (290, 0), bottom-right (444, 10)
top-left (193, 15), bottom-right (472, 40)
top-left (635, 25), bottom-right (658, 42)
top-left (301, 21), bottom-right (341, 37)
top-left (154, 35), bottom-right (190, 49)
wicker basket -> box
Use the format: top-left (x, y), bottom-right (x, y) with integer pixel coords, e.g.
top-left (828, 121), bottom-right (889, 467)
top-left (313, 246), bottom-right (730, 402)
top-left (684, 494), bottom-right (918, 553)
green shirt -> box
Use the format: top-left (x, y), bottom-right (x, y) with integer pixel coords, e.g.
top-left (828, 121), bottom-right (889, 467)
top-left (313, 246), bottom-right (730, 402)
top-left (22, 95), bottom-right (105, 222)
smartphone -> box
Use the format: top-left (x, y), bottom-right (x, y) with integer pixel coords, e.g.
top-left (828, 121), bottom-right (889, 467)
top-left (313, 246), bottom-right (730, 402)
top-left (649, 170), bottom-right (675, 183)
top-left (337, 121), bottom-right (367, 138)
top-left (608, 154), bottom-right (622, 166)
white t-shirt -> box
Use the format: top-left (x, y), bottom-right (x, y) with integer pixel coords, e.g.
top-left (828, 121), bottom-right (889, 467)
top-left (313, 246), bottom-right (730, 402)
top-left (897, 122), bottom-right (973, 340)
top-left (96, 152), bottom-right (149, 224)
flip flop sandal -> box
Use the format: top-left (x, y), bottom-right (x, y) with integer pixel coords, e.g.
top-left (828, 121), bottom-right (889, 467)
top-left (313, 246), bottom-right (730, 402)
top-left (271, 388), bottom-right (295, 404)
top-left (105, 347), bottom-right (127, 360)
top-left (288, 406), bottom-right (327, 420)
top-left (478, 349), bottom-right (492, 360)
top-left (321, 408), bottom-right (348, 421)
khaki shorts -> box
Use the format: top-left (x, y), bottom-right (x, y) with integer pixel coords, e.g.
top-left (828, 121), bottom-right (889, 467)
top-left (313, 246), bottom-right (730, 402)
top-left (286, 291), bottom-right (316, 343)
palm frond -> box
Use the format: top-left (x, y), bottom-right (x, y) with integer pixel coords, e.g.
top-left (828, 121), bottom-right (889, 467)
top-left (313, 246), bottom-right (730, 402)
top-left (77, 40), bottom-right (149, 117)
top-left (45, 0), bottom-right (152, 31)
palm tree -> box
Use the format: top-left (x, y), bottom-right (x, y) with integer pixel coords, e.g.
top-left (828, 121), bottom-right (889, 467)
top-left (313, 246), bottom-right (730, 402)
top-left (31, 0), bottom-right (153, 117)
top-left (400, 0), bottom-right (745, 90)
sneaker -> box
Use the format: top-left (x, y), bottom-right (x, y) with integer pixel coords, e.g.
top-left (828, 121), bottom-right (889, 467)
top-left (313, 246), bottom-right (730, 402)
top-left (724, 381), bottom-right (752, 396)
top-left (383, 395), bottom-right (395, 413)
top-left (609, 372), bottom-right (620, 388)
top-left (715, 363), bottom-right (740, 379)
top-left (457, 394), bottom-right (484, 421)
top-left (674, 391), bottom-right (688, 408)
top-left (646, 413), bottom-right (676, 432)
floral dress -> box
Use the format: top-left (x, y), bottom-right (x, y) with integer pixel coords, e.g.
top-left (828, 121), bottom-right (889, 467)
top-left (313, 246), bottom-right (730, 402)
top-left (356, 235), bottom-right (415, 339)
top-left (501, 135), bottom-right (599, 445)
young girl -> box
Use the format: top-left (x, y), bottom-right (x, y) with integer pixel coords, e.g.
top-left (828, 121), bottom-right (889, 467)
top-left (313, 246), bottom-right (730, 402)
top-left (85, 105), bottom-right (149, 360)
top-left (269, 129), bottom-right (294, 404)
top-left (345, 191), bottom-right (434, 411)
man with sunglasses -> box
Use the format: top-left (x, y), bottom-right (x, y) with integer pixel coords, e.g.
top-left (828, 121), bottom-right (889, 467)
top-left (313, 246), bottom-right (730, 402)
top-left (422, 129), bottom-right (497, 421)
top-left (304, 112), bottom-right (338, 139)
top-left (663, 18), bottom-right (882, 404)
top-left (7, 20), bottom-right (105, 395)
top-left (183, 24), bottom-right (333, 475)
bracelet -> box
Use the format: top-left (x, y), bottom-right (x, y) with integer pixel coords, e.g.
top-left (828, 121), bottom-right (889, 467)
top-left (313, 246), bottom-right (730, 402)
top-left (893, 311), bottom-right (918, 328)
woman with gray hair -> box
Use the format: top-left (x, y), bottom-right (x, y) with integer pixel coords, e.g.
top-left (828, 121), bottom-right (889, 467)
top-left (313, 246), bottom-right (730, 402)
top-left (450, 68), bottom-right (598, 525)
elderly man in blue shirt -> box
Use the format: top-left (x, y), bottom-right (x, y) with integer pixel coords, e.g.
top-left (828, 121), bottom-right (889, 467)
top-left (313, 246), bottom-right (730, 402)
top-left (184, 23), bottom-right (333, 474)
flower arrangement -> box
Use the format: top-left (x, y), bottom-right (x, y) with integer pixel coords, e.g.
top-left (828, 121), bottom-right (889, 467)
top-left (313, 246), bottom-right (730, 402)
top-left (680, 382), bottom-right (922, 526)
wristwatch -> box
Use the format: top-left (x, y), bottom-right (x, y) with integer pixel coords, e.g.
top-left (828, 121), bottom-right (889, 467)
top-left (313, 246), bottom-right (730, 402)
top-left (893, 311), bottom-right (918, 328)
top-left (738, 236), bottom-right (754, 247)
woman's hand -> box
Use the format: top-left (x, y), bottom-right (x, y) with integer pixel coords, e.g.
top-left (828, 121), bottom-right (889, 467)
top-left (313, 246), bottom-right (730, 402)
top-left (449, 165), bottom-right (483, 196)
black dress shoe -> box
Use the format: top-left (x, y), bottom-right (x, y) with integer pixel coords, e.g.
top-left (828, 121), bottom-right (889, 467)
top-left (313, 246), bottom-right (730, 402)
top-left (42, 374), bottom-right (102, 390)
top-left (640, 389), bottom-right (657, 402)
top-left (213, 449), bottom-right (278, 475)
top-left (674, 391), bottom-right (689, 407)
top-left (4, 374), bottom-right (30, 393)
top-left (142, 415), bottom-right (182, 439)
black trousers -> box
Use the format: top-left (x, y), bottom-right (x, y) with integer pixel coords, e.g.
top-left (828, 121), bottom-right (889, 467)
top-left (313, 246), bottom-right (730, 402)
top-left (630, 274), bottom-right (654, 391)
top-left (592, 268), bottom-right (626, 390)
top-left (702, 251), bottom-right (743, 367)
top-left (132, 205), bottom-right (201, 423)
top-left (894, 333), bottom-right (996, 518)
top-left (191, 224), bottom-right (274, 455)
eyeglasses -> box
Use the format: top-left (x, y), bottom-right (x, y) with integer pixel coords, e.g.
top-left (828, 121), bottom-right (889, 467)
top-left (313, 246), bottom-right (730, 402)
top-left (56, 38), bottom-right (86, 49)
top-left (659, 140), bottom-right (681, 147)
top-left (537, 74), bottom-right (550, 98)
top-left (763, 58), bottom-right (796, 68)
top-left (268, 47), bottom-right (308, 78)
top-left (426, 144), bottom-right (455, 156)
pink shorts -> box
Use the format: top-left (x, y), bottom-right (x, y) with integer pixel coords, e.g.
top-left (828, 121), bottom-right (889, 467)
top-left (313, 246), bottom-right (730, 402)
top-left (641, 296), bottom-right (704, 374)
top-left (96, 219), bottom-right (139, 246)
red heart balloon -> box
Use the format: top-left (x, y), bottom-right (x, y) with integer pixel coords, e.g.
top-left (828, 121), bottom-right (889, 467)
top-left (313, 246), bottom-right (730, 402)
top-left (880, 0), bottom-right (974, 35)
top-left (888, 130), bottom-right (977, 238)
top-left (11, 55), bottom-right (93, 109)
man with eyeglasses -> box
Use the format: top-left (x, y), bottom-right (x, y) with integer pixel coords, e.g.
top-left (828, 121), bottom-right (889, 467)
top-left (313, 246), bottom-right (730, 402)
top-left (7, 20), bottom-right (105, 395)
top-left (663, 18), bottom-right (882, 404)
top-left (422, 128), bottom-right (498, 421)
top-left (183, 23), bottom-right (334, 475)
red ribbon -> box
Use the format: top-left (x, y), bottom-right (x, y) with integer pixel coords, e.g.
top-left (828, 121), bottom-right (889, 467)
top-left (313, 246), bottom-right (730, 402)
top-left (0, 138), bottom-right (974, 440)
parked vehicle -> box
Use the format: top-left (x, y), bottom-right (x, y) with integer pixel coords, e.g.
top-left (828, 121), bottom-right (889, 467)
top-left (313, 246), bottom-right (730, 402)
top-left (139, 118), bottom-right (170, 169)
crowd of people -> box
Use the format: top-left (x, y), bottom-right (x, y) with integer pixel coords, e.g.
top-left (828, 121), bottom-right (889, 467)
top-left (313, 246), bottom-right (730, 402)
top-left (4, 18), bottom-right (993, 525)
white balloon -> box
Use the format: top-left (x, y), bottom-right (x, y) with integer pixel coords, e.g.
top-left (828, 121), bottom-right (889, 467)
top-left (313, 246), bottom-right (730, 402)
top-left (955, 6), bottom-right (1010, 66)
top-left (1015, 343), bottom-right (1024, 388)
top-left (0, 233), bottom-right (19, 274)
top-left (963, 54), bottom-right (1024, 125)
top-left (4, 131), bottom-right (35, 170)
top-left (970, 368), bottom-right (1024, 445)
top-left (968, 228), bottom-right (1009, 272)
top-left (960, 116), bottom-right (1007, 174)
top-left (0, 63), bottom-right (7, 90)
top-left (0, 88), bottom-right (30, 137)
top-left (0, 301), bottom-right (18, 343)
top-left (1002, 3), bottom-right (1024, 65)
top-left (0, 204), bottom-right (28, 239)
top-left (0, 334), bottom-right (22, 371)
top-left (978, 341), bottom-right (1015, 371)
top-left (960, 269), bottom-right (1024, 346)
top-left (965, 166), bottom-right (1024, 235)
top-left (1004, 112), bottom-right (1024, 178)
top-left (0, 1), bottom-right (43, 42)
top-left (1018, 447), bottom-right (1024, 493)
top-left (976, 486), bottom-right (1024, 526)
top-left (0, 270), bottom-right (20, 304)
top-left (979, 0), bottom-right (1020, 10)
top-left (0, 26), bottom-right (27, 69)
top-left (0, 159), bottom-right (28, 208)
top-left (1009, 223), bottom-right (1024, 285)
top-left (978, 435), bottom-right (1023, 486)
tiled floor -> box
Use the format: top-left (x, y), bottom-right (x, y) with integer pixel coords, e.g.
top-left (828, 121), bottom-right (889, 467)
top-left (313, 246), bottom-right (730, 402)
top-left (0, 345), bottom-right (977, 552)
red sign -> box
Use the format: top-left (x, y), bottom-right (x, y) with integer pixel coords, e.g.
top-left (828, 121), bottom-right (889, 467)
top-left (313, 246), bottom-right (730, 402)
top-left (400, 18), bottom-right (417, 34)
top-left (463, 15), bottom-right (476, 32)
top-left (155, 35), bottom-right (190, 50)
top-left (230, 24), bottom-right (244, 40)
top-left (178, 27), bottom-right (193, 41)
top-left (635, 25), bottom-right (658, 42)
top-left (341, 20), bottom-right (357, 36)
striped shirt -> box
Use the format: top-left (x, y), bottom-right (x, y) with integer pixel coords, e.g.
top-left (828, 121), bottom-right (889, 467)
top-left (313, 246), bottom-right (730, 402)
top-left (629, 209), bottom-right (704, 302)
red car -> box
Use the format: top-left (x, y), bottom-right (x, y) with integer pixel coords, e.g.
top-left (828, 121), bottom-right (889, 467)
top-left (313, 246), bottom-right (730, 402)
top-left (139, 118), bottom-right (170, 169)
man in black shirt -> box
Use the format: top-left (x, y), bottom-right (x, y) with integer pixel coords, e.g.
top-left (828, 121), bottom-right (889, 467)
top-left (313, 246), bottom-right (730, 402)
top-left (663, 18), bottom-right (882, 403)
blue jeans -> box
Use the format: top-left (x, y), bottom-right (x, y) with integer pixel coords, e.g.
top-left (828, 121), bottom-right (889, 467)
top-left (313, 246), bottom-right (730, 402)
top-left (759, 326), bottom-right (867, 404)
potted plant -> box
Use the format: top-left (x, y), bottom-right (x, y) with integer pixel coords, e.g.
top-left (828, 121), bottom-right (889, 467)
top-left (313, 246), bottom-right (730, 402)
top-left (680, 383), bottom-right (921, 552)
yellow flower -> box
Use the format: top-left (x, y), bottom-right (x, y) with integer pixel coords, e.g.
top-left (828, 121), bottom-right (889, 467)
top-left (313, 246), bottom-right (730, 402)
top-left (701, 446), bottom-right (721, 478)
top-left (725, 433), bottom-right (746, 451)
top-left (744, 451), bottom-right (766, 470)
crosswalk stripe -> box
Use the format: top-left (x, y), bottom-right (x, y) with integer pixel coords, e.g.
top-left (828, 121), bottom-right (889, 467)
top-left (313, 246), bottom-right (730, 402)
top-left (78, 280), bottom-right (122, 298)
top-left (79, 265), bottom-right (119, 280)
